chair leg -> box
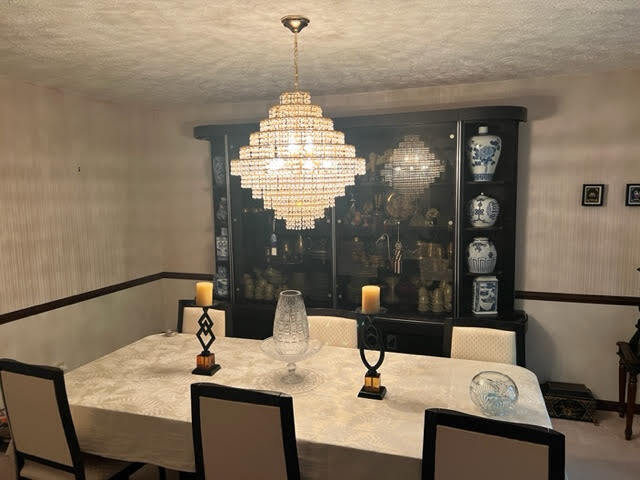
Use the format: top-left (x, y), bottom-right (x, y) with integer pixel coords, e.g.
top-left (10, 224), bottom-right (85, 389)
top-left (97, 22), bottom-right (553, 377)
top-left (625, 374), bottom-right (637, 440)
top-left (619, 361), bottom-right (627, 417)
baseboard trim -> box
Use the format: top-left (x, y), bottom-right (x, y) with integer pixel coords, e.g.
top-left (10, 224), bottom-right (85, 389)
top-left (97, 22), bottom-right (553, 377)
top-left (597, 399), bottom-right (640, 414)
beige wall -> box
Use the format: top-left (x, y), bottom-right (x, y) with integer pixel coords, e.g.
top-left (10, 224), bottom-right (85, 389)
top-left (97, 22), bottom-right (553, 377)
top-left (0, 75), bottom-right (210, 314)
top-left (0, 77), bottom-right (209, 406)
top-left (521, 299), bottom-right (638, 400)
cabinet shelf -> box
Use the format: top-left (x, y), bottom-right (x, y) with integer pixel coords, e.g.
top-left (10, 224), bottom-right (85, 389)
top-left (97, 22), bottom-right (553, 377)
top-left (464, 226), bottom-right (503, 232)
top-left (465, 180), bottom-right (512, 185)
top-left (464, 271), bottom-right (503, 277)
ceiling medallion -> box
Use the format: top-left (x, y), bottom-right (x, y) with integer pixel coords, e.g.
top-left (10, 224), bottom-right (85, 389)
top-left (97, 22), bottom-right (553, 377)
top-left (230, 16), bottom-right (365, 230)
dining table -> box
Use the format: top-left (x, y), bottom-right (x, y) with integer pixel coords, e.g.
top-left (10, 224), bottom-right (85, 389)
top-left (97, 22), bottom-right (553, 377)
top-left (64, 333), bottom-right (552, 479)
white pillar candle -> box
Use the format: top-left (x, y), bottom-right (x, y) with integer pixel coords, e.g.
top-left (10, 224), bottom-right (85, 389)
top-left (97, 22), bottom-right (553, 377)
top-left (361, 285), bottom-right (381, 314)
top-left (195, 282), bottom-right (214, 307)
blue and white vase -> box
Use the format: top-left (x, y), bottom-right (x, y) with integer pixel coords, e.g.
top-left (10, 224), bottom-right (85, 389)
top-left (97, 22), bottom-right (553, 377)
top-left (468, 193), bottom-right (500, 227)
top-left (472, 276), bottom-right (498, 315)
top-left (468, 126), bottom-right (501, 181)
top-left (467, 237), bottom-right (497, 273)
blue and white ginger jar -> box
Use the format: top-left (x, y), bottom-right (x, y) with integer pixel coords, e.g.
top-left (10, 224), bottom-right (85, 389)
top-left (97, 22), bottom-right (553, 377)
top-left (472, 276), bottom-right (498, 315)
top-left (467, 237), bottom-right (497, 273)
top-left (468, 193), bottom-right (500, 227)
top-left (468, 126), bottom-right (501, 181)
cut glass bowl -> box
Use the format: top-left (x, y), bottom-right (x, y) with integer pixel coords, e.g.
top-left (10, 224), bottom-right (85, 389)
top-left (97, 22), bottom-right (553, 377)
top-left (469, 371), bottom-right (519, 416)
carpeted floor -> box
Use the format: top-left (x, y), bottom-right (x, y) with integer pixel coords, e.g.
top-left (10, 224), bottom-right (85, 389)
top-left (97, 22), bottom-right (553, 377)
top-left (553, 411), bottom-right (640, 480)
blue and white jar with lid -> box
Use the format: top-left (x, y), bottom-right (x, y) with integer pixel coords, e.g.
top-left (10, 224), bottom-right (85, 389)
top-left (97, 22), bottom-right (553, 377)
top-left (468, 193), bottom-right (500, 227)
top-left (468, 126), bottom-right (501, 181)
top-left (467, 237), bottom-right (497, 274)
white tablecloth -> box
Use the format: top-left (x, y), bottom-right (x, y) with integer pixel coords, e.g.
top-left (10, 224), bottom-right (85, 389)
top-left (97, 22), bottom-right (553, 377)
top-left (65, 334), bottom-right (551, 479)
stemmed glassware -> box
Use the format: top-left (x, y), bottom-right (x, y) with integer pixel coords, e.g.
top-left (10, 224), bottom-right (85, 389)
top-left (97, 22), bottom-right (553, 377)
top-left (261, 290), bottom-right (322, 385)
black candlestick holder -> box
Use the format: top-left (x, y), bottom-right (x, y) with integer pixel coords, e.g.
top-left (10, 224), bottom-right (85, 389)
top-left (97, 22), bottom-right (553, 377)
top-left (356, 308), bottom-right (387, 400)
top-left (192, 306), bottom-right (221, 376)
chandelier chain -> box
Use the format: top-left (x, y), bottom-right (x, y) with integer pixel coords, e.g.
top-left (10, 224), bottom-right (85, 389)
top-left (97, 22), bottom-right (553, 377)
top-left (293, 32), bottom-right (299, 90)
top-left (230, 16), bottom-right (366, 230)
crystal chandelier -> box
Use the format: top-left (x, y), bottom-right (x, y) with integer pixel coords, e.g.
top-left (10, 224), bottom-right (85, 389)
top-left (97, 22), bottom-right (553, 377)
top-left (230, 16), bottom-right (365, 230)
top-left (381, 135), bottom-right (445, 198)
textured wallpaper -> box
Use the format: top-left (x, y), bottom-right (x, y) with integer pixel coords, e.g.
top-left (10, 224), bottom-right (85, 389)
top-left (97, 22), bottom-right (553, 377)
top-left (0, 77), bottom-right (210, 313)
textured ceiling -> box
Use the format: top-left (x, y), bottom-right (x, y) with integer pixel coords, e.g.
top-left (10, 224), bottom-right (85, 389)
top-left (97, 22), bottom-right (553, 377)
top-left (1, 0), bottom-right (640, 106)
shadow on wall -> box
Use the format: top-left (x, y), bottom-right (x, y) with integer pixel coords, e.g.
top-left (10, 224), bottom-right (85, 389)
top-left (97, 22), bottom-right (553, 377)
top-left (524, 310), bottom-right (556, 383)
top-left (497, 95), bottom-right (559, 289)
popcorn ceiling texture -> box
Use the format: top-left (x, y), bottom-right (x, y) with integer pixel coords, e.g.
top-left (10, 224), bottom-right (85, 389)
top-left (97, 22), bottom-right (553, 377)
top-left (1, 0), bottom-right (640, 106)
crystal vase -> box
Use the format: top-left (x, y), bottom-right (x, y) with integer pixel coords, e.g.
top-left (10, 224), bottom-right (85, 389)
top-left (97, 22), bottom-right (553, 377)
top-left (273, 290), bottom-right (309, 356)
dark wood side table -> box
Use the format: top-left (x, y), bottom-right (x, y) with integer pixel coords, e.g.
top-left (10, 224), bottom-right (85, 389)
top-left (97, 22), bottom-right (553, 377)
top-left (617, 319), bottom-right (640, 440)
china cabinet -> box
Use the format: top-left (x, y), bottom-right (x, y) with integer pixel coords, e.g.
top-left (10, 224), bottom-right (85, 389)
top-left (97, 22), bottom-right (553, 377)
top-left (195, 105), bottom-right (527, 361)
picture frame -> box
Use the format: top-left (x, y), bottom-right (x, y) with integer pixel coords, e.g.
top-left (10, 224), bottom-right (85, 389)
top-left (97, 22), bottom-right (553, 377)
top-left (625, 184), bottom-right (640, 206)
top-left (582, 184), bottom-right (605, 207)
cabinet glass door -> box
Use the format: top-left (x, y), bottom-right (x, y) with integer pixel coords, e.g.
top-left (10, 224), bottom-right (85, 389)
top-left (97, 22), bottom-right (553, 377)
top-left (335, 122), bottom-right (458, 317)
top-left (226, 130), bottom-right (333, 308)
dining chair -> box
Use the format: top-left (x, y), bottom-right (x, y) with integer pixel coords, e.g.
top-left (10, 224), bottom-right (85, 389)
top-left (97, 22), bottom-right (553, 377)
top-left (0, 358), bottom-right (142, 480)
top-left (191, 383), bottom-right (300, 480)
top-left (177, 299), bottom-right (227, 337)
top-left (422, 408), bottom-right (565, 480)
top-left (306, 309), bottom-right (359, 348)
top-left (449, 325), bottom-right (517, 365)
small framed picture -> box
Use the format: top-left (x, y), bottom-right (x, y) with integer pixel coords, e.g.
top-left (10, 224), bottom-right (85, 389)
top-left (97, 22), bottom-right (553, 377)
top-left (582, 184), bottom-right (605, 206)
top-left (626, 184), bottom-right (640, 206)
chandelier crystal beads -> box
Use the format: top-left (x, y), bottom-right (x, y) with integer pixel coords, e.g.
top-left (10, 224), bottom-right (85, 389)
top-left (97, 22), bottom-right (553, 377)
top-left (230, 16), bottom-right (365, 230)
top-left (381, 135), bottom-right (445, 198)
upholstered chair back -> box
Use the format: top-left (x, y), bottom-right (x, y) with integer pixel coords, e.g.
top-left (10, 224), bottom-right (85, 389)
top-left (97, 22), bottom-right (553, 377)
top-left (0, 359), bottom-right (80, 472)
top-left (179, 306), bottom-right (226, 338)
top-left (307, 315), bottom-right (358, 348)
top-left (450, 326), bottom-right (517, 365)
top-left (422, 409), bottom-right (565, 480)
top-left (191, 383), bottom-right (300, 480)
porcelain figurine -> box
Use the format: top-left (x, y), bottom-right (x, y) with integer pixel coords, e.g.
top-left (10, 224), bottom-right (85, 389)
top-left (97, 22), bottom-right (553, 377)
top-left (472, 276), bottom-right (499, 315)
top-left (468, 193), bottom-right (500, 227)
top-left (467, 237), bottom-right (497, 273)
top-left (468, 126), bottom-right (501, 181)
